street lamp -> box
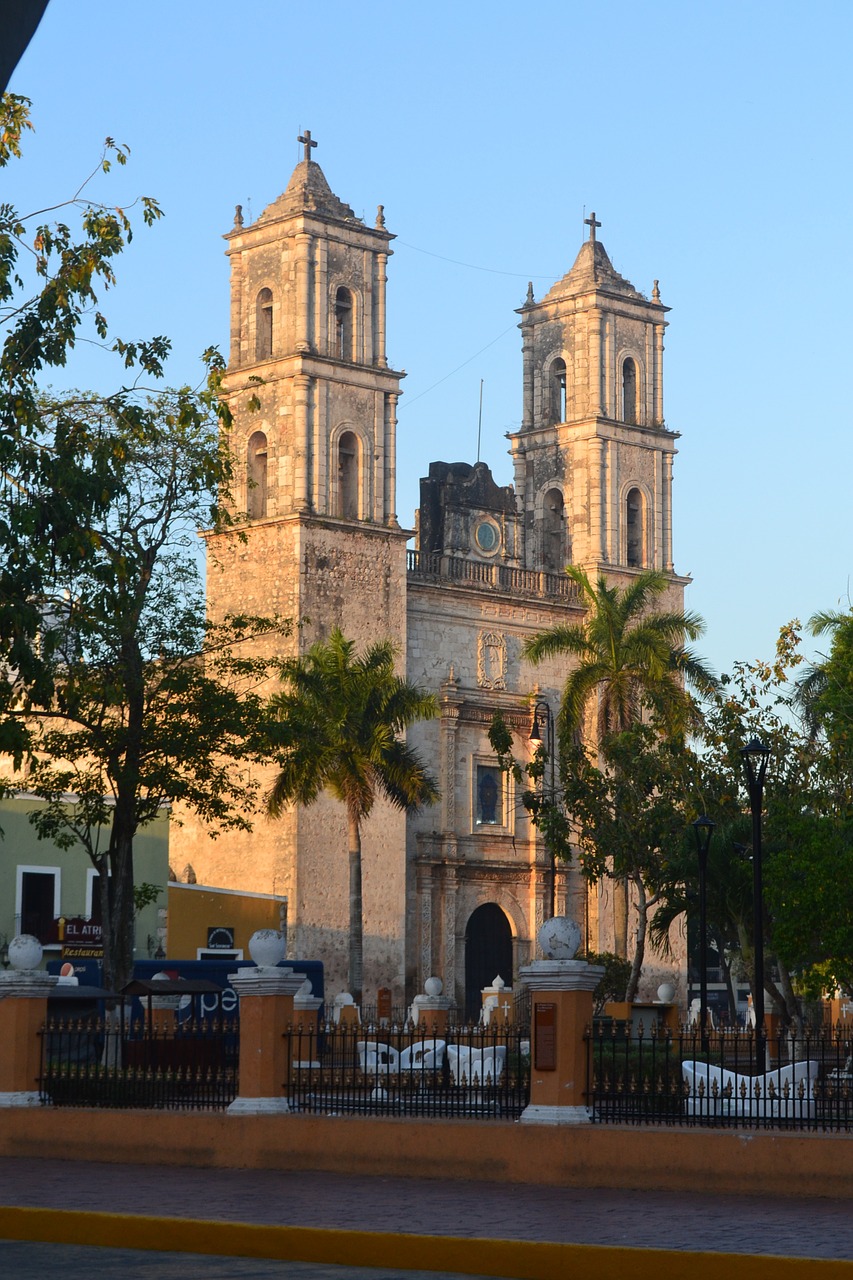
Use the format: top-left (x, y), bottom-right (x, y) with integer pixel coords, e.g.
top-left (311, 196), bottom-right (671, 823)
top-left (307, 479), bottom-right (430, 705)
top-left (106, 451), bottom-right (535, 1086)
top-left (741, 737), bottom-right (771, 1073)
top-left (530, 700), bottom-right (557, 920)
top-left (692, 815), bottom-right (715, 1054)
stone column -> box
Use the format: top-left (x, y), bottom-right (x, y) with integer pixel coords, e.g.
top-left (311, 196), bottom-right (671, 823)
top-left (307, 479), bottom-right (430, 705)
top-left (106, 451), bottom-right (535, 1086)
top-left (414, 976), bottom-right (451, 1036)
top-left (375, 252), bottom-right (388, 368)
top-left (385, 392), bottom-right (398, 526)
top-left (293, 374), bottom-right (312, 512)
top-left (227, 930), bottom-right (306, 1116)
top-left (662, 450), bottom-right (674, 571)
top-left (0, 935), bottom-right (59, 1108)
top-left (295, 232), bottom-right (313, 353)
top-left (520, 309), bottom-right (534, 429)
top-left (518, 919), bottom-right (604, 1125)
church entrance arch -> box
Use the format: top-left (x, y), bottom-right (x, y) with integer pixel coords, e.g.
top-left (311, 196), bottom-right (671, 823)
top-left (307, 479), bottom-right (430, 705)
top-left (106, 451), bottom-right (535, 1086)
top-left (464, 903), bottom-right (512, 1019)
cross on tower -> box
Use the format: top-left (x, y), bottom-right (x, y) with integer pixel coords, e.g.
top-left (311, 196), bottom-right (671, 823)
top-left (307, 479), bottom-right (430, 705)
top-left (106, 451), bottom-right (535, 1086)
top-left (298, 130), bottom-right (317, 162)
top-left (584, 211), bottom-right (602, 242)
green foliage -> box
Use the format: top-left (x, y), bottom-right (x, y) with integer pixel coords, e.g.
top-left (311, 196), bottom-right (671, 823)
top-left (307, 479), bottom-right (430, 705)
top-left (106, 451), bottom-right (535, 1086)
top-left (0, 97), bottom-right (286, 994)
top-left (522, 565), bottom-right (716, 746)
top-left (266, 629), bottom-right (439, 1000)
top-left (582, 951), bottom-right (633, 1013)
top-left (133, 883), bottom-right (161, 915)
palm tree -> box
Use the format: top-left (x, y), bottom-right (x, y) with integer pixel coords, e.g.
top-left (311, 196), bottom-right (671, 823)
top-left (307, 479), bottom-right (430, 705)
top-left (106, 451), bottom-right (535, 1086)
top-left (524, 566), bottom-right (716, 742)
top-left (266, 628), bottom-right (438, 1002)
top-left (523, 565), bottom-right (716, 957)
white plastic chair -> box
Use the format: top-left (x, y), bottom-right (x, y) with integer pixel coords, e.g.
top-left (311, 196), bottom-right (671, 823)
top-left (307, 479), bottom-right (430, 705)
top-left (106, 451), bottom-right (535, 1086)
top-left (447, 1044), bottom-right (506, 1085)
top-left (399, 1039), bottom-right (446, 1072)
top-left (356, 1039), bottom-right (400, 1076)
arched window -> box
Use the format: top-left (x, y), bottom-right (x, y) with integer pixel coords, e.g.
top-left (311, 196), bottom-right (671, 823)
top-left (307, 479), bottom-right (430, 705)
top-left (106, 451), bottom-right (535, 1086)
top-left (550, 358), bottom-right (567, 424)
top-left (256, 288), bottom-right (273, 361)
top-left (543, 488), bottom-right (565, 573)
top-left (338, 431), bottom-right (359, 519)
top-left (626, 487), bottom-right (644, 567)
top-left (247, 431), bottom-right (268, 518)
top-left (622, 357), bottom-right (638, 424)
top-left (335, 287), bottom-right (354, 361)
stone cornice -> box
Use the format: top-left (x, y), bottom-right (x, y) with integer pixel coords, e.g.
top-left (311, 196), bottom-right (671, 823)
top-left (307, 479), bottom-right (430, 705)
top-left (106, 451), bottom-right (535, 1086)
top-left (518, 960), bottom-right (605, 992)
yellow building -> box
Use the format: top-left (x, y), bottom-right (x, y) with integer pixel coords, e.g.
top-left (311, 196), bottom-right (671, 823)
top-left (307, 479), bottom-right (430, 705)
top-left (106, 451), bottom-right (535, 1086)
top-left (166, 882), bottom-right (287, 963)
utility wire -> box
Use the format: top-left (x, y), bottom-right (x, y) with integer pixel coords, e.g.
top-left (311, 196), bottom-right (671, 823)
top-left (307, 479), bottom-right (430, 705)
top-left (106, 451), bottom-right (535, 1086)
top-left (396, 239), bottom-right (557, 281)
top-left (401, 325), bottom-right (517, 409)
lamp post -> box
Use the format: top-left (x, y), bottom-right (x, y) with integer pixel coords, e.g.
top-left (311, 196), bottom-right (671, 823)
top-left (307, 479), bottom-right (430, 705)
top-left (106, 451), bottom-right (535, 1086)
top-left (530, 700), bottom-right (557, 920)
top-left (741, 737), bottom-right (771, 1073)
top-left (692, 816), bottom-right (715, 1055)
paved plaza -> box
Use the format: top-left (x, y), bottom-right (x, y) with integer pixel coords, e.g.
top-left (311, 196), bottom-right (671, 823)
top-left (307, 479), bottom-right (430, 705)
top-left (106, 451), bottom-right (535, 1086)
top-left (2, 1155), bottom-right (853, 1270)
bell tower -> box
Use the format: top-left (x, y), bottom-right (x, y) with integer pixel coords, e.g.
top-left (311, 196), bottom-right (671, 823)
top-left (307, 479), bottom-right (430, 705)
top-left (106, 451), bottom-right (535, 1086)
top-left (223, 129), bottom-right (403, 529)
top-left (202, 134), bottom-right (410, 995)
top-left (509, 215), bottom-right (679, 583)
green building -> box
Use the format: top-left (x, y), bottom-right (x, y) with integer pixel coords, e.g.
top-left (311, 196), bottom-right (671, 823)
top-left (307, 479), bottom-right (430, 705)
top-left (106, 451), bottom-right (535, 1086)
top-left (0, 792), bottom-right (169, 971)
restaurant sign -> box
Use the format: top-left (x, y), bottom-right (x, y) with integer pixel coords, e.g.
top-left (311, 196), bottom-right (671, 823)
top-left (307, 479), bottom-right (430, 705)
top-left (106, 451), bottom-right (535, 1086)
top-left (59, 916), bottom-right (104, 959)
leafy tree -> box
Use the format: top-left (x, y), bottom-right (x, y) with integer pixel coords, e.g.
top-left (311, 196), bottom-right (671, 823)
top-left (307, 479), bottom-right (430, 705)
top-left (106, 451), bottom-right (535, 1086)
top-left (561, 724), bottom-right (700, 1002)
top-left (1, 93), bottom-right (166, 764)
top-left (0, 96), bottom-right (287, 993)
top-left (523, 565), bottom-right (715, 955)
top-left (2, 388), bottom-right (289, 994)
top-left (683, 622), bottom-right (853, 1027)
top-left (267, 629), bottom-right (439, 1002)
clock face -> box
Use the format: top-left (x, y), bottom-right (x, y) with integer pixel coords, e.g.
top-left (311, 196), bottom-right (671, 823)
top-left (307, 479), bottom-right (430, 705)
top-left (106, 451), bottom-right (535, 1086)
top-left (474, 519), bottom-right (500, 553)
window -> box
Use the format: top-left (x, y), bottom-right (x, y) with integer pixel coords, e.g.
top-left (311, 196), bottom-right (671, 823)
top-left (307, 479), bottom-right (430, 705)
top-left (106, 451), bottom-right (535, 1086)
top-left (247, 431), bottom-right (268, 518)
top-left (475, 765), bottom-right (503, 826)
top-left (622, 357), bottom-right (638, 424)
top-left (626, 487), bottom-right (644, 567)
top-left (335, 287), bottom-right (354, 361)
top-left (542, 488), bottom-right (565, 573)
top-left (338, 431), bottom-right (359, 519)
top-left (256, 288), bottom-right (273, 360)
top-left (16, 865), bottom-right (61, 944)
top-left (550, 358), bottom-right (567, 424)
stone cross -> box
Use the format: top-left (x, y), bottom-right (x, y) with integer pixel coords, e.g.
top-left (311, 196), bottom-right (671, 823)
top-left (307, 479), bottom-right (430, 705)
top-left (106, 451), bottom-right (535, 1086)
top-left (584, 211), bottom-right (601, 242)
top-left (298, 130), bottom-right (317, 162)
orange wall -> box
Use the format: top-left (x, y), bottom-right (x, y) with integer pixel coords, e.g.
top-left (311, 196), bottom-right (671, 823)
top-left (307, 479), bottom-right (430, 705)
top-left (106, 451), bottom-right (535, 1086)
top-left (3, 1109), bottom-right (853, 1201)
top-left (167, 884), bottom-right (285, 959)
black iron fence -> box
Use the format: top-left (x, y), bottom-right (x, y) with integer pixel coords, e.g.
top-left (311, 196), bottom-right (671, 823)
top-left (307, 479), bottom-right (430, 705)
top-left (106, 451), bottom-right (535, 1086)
top-left (39, 1010), bottom-right (239, 1110)
top-left (587, 1023), bottom-right (853, 1131)
top-left (287, 1022), bottom-right (531, 1119)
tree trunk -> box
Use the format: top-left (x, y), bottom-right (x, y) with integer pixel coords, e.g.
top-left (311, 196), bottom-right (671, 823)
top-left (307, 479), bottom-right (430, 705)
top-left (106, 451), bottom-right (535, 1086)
top-left (348, 816), bottom-right (363, 1005)
top-left (624, 874), bottom-right (646, 1003)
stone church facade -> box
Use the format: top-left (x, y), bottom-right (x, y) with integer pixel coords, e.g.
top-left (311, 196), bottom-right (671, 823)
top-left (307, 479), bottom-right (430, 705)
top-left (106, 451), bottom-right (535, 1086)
top-left (176, 136), bottom-right (688, 1010)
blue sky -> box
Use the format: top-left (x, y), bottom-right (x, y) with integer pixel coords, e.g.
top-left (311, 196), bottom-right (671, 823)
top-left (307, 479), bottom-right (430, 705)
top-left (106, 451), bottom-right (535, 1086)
top-left (9, 0), bottom-right (853, 683)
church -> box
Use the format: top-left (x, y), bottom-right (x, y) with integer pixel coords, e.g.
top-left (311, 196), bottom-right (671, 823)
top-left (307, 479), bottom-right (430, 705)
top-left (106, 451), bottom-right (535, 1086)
top-left (174, 133), bottom-right (689, 1012)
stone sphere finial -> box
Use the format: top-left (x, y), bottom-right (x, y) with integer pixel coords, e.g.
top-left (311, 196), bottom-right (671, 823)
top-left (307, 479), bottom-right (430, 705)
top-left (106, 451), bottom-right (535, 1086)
top-left (424, 975), bottom-right (443, 998)
top-left (248, 929), bottom-right (285, 968)
top-left (537, 916), bottom-right (582, 961)
top-left (8, 935), bottom-right (43, 972)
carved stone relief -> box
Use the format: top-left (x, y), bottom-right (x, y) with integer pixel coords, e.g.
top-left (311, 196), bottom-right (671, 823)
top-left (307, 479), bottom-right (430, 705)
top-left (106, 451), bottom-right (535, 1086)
top-left (477, 630), bottom-right (507, 690)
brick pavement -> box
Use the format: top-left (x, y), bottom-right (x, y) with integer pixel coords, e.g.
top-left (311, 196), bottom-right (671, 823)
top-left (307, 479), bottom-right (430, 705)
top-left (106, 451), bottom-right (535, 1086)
top-left (1, 1157), bottom-right (852, 1261)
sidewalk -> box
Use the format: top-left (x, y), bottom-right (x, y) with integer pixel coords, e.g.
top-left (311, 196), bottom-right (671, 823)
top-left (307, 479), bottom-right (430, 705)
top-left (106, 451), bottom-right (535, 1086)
top-left (1, 1156), bottom-right (853, 1263)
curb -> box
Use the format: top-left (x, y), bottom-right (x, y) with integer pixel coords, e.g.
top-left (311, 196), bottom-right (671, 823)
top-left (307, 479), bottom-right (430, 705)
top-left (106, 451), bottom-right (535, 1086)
top-left (2, 1206), bottom-right (853, 1278)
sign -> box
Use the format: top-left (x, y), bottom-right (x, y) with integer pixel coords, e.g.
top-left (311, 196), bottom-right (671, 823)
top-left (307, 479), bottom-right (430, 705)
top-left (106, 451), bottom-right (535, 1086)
top-left (207, 927), bottom-right (235, 949)
top-left (534, 1001), bottom-right (557, 1071)
top-left (59, 916), bottom-right (104, 960)
top-left (377, 986), bottom-right (393, 1024)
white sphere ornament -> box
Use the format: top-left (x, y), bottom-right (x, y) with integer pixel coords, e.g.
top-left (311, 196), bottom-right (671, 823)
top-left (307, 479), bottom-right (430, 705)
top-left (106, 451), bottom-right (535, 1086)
top-left (424, 976), bottom-right (443, 998)
top-left (657, 982), bottom-right (676, 1004)
top-left (248, 929), bottom-right (285, 968)
top-left (8, 934), bottom-right (43, 971)
top-left (537, 916), bottom-right (582, 961)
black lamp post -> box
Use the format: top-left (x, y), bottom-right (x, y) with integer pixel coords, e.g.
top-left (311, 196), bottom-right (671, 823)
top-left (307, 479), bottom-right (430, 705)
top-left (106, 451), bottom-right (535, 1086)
top-left (692, 816), bottom-right (715, 1054)
top-left (530, 700), bottom-right (557, 920)
top-left (741, 737), bottom-right (771, 1073)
